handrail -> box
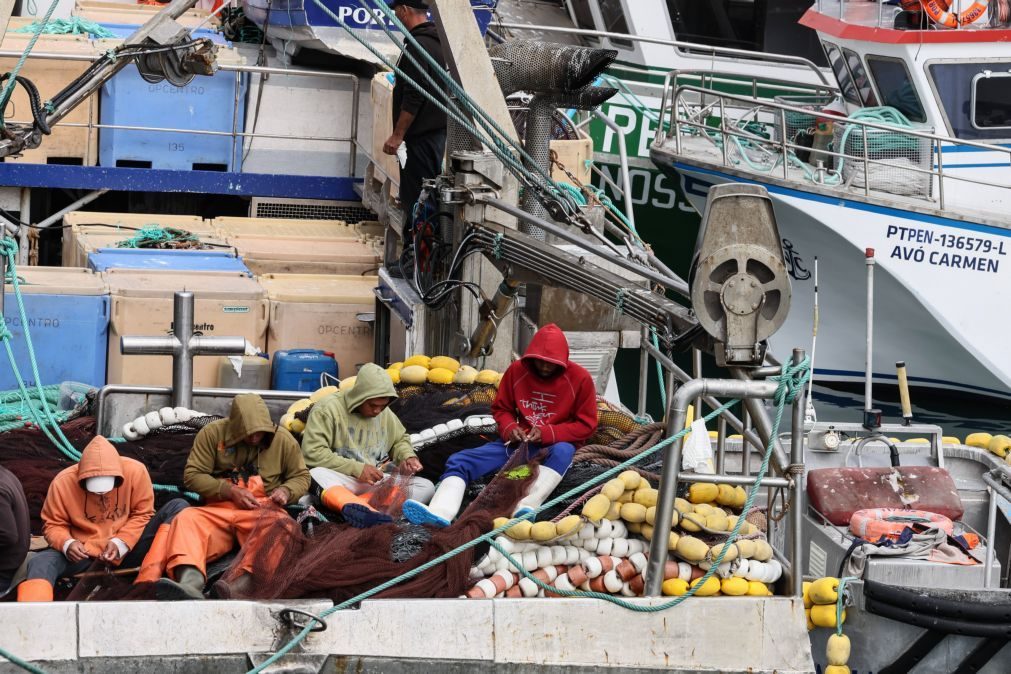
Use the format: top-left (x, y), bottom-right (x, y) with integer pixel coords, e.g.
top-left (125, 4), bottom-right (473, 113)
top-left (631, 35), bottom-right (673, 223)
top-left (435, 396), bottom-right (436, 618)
top-left (0, 51), bottom-right (360, 176)
top-left (493, 21), bottom-right (833, 87)
top-left (657, 77), bottom-right (1011, 213)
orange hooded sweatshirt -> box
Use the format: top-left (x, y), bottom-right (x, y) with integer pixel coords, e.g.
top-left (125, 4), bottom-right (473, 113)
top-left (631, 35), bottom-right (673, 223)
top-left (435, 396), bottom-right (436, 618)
top-left (41, 436), bottom-right (155, 563)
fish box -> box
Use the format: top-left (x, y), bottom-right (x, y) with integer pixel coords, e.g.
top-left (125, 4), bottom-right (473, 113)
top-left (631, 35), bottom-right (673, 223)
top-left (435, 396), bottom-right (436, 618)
top-left (62, 211), bottom-right (217, 268)
top-left (226, 235), bottom-right (379, 276)
top-left (87, 248), bottom-right (249, 274)
top-left (0, 268), bottom-right (108, 390)
top-left (259, 274), bottom-right (377, 376)
top-left (211, 216), bottom-right (361, 240)
top-left (98, 35), bottom-right (246, 171)
top-left (270, 349), bottom-right (338, 392)
top-left (104, 270), bottom-right (268, 387)
top-left (0, 33), bottom-right (98, 165)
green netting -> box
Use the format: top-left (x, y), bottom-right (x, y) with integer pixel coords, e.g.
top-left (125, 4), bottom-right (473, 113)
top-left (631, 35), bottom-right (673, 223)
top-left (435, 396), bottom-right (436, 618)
top-left (12, 18), bottom-right (115, 39)
top-left (0, 385), bottom-right (75, 433)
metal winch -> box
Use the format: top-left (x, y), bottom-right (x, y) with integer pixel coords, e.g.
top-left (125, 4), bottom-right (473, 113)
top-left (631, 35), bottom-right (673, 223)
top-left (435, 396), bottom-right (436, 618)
top-left (689, 183), bottom-right (792, 366)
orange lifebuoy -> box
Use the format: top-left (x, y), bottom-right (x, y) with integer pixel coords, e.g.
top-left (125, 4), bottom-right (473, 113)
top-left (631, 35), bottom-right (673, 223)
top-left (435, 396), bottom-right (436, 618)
top-left (920, 0), bottom-right (990, 28)
top-left (849, 507), bottom-right (955, 541)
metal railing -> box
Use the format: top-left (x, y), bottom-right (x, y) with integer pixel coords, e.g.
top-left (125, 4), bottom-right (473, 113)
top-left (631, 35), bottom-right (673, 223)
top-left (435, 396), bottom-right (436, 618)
top-left (492, 22), bottom-right (833, 87)
top-left (0, 51), bottom-right (360, 175)
top-left (643, 348), bottom-right (808, 597)
top-left (656, 71), bottom-right (1011, 213)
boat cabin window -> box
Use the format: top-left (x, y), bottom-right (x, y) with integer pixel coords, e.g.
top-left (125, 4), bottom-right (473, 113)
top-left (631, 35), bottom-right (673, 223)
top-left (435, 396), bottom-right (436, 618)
top-left (597, 0), bottom-right (633, 48)
top-left (569, 0), bottom-right (601, 44)
top-left (866, 56), bottom-right (926, 123)
top-left (929, 61), bottom-right (1011, 140)
top-left (822, 42), bottom-right (861, 106)
top-left (972, 73), bottom-right (1011, 130)
top-left (841, 47), bottom-right (878, 107)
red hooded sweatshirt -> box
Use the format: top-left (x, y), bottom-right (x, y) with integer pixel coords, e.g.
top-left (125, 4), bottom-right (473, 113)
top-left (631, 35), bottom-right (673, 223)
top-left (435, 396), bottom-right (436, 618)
top-left (492, 324), bottom-right (598, 446)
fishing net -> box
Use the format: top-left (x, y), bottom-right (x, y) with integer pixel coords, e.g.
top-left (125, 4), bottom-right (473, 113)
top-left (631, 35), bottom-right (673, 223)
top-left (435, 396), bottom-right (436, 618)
top-left (204, 445), bottom-right (543, 602)
top-left (114, 226), bottom-right (206, 250)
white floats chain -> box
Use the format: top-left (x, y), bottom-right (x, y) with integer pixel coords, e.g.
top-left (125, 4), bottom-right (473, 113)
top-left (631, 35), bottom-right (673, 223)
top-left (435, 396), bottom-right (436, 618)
top-left (410, 414), bottom-right (497, 449)
top-left (122, 407), bottom-right (209, 441)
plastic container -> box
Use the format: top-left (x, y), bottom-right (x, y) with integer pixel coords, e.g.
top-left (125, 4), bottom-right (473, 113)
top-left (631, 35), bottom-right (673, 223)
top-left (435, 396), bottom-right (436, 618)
top-left (0, 268), bottom-right (109, 390)
top-left (88, 249), bottom-right (250, 275)
top-left (258, 274), bottom-right (377, 375)
top-left (210, 217), bottom-right (361, 240)
top-left (271, 349), bottom-right (338, 392)
top-left (217, 354), bottom-right (271, 390)
top-left (104, 270), bottom-right (268, 387)
top-left (227, 235), bottom-right (379, 273)
top-left (98, 33), bottom-right (247, 171)
top-left (62, 211), bottom-right (212, 267)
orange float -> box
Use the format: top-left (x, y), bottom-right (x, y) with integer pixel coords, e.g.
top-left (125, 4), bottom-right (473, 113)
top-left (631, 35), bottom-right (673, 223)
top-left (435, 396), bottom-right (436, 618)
top-left (920, 0), bottom-right (990, 28)
top-left (849, 507), bottom-right (954, 541)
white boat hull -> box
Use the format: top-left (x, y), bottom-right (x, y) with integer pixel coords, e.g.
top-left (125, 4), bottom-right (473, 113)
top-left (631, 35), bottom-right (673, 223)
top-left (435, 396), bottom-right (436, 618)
top-left (670, 162), bottom-right (1011, 400)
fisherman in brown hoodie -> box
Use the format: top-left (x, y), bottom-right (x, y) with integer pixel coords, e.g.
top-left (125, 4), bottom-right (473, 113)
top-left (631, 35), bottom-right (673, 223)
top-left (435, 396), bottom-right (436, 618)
top-left (138, 393), bottom-right (310, 600)
top-left (17, 436), bottom-right (187, 602)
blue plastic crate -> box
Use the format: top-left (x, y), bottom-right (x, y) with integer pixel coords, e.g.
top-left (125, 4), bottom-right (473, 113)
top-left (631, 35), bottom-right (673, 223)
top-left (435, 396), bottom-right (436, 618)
top-left (271, 349), bottom-right (337, 392)
top-left (0, 269), bottom-right (109, 390)
top-left (87, 248), bottom-right (251, 274)
top-left (99, 25), bottom-right (247, 171)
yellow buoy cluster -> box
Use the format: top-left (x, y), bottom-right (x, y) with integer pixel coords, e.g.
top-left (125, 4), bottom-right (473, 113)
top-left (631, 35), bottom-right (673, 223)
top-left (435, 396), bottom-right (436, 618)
top-left (389, 354), bottom-right (501, 387)
top-left (278, 384), bottom-right (341, 434)
top-left (804, 576), bottom-right (853, 673)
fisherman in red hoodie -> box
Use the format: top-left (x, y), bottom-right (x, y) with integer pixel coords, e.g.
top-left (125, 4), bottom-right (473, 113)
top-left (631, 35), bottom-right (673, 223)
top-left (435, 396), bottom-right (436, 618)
top-left (403, 324), bottom-right (597, 527)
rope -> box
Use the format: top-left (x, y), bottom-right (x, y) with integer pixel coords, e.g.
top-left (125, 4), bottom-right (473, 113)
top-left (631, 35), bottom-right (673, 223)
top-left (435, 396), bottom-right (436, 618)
top-left (0, 0), bottom-right (62, 124)
top-left (113, 225), bottom-right (200, 249)
top-left (12, 18), bottom-right (116, 38)
top-left (0, 647), bottom-right (47, 674)
top-left (247, 357), bottom-right (810, 673)
top-left (836, 576), bottom-right (857, 636)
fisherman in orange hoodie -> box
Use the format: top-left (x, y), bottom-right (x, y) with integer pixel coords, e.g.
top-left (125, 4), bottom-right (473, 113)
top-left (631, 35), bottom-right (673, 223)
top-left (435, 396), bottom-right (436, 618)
top-left (17, 436), bottom-right (185, 601)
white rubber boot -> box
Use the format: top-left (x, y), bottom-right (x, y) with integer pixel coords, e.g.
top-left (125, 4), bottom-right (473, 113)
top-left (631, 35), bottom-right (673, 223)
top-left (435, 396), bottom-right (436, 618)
top-left (513, 466), bottom-right (564, 517)
top-left (403, 476), bottom-right (467, 527)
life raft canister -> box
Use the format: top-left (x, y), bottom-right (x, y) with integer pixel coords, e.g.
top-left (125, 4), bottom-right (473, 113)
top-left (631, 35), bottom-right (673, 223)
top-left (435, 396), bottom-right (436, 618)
top-left (920, 0), bottom-right (990, 28)
top-left (849, 507), bottom-right (955, 541)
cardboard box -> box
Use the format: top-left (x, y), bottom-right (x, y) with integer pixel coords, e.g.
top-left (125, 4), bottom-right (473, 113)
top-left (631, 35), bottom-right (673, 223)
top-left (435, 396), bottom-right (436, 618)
top-left (105, 270), bottom-right (268, 387)
top-left (259, 274), bottom-right (377, 375)
top-left (62, 212), bottom-right (212, 268)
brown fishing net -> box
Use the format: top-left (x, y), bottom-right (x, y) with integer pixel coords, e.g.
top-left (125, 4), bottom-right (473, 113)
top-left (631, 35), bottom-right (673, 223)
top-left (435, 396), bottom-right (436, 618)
top-left (212, 446), bottom-right (543, 602)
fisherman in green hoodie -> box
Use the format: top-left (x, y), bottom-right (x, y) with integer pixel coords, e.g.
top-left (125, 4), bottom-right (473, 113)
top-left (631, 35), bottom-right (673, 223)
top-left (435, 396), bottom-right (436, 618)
top-left (138, 393), bottom-right (310, 599)
top-left (300, 363), bottom-right (434, 527)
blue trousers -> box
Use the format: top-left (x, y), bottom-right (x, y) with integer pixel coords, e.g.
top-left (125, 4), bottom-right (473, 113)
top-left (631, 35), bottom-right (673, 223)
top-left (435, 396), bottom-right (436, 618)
top-left (442, 439), bottom-right (575, 482)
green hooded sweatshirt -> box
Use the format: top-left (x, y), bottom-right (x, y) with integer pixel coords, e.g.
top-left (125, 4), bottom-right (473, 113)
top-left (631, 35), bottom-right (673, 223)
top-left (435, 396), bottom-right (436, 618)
top-left (300, 363), bottom-right (415, 478)
top-left (183, 393), bottom-right (310, 504)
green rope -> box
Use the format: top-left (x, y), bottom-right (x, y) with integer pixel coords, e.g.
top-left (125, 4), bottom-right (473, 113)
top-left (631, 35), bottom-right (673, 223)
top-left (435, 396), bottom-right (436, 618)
top-left (0, 646), bottom-right (47, 674)
top-left (836, 575), bottom-right (857, 636)
top-left (248, 357), bottom-right (810, 673)
top-left (12, 18), bottom-right (116, 39)
top-left (114, 225), bottom-right (200, 249)
top-left (0, 0), bottom-right (63, 124)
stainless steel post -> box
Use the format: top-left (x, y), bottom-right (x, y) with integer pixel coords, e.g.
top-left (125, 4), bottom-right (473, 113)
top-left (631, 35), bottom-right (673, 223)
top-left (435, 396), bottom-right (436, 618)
top-left (865, 248), bottom-right (875, 419)
top-left (984, 485), bottom-right (997, 589)
top-left (692, 348), bottom-right (703, 423)
top-left (716, 416), bottom-right (727, 473)
top-left (637, 327), bottom-right (649, 419)
top-left (742, 405), bottom-right (752, 476)
top-left (789, 348), bottom-right (806, 597)
top-left (120, 291), bottom-right (247, 409)
top-left (730, 368), bottom-right (790, 474)
top-left (644, 377), bottom-right (779, 596)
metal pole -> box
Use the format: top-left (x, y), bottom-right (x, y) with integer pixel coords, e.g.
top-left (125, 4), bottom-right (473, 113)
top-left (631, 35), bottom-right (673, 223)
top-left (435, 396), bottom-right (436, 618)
top-left (864, 248), bottom-right (875, 420)
top-left (716, 415), bottom-right (727, 474)
top-left (692, 348), bottom-right (703, 424)
top-left (637, 326), bottom-right (649, 419)
top-left (730, 368), bottom-right (791, 474)
top-left (230, 70), bottom-right (241, 171)
top-left (34, 189), bottom-right (109, 229)
top-left (742, 405), bottom-right (752, 476)
top-left (172, 291), bottom-right (196, 410)
top-left (984, 486), bottom-right (997, 589)
top-left (644, 377), bottom-right (779, 596)
top-left (789, 348), bottom-right (807, 597)
top-left (592, 109), bottom-right (637, 232)
top-left (350, 76), bottom-right (360, 177)
top-left (17, 189), bottom-right (29, 266)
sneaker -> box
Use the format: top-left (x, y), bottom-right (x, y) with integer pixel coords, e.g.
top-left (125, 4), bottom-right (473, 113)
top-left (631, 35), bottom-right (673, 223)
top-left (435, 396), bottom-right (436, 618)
top-left (342, 503), bottom-right (393, 528)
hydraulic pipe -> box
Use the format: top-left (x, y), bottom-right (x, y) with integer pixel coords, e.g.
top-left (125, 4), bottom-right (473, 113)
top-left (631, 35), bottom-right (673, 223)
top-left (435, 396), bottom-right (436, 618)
top-left (644, 377), bottom-right (780, 596)
top-left (482, 197), bottom-right (690, 296)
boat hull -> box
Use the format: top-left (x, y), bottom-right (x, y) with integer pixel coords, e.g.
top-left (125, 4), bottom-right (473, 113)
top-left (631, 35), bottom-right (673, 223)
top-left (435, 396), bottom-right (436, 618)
top-left (654, 154), bottom-right (1011, 401)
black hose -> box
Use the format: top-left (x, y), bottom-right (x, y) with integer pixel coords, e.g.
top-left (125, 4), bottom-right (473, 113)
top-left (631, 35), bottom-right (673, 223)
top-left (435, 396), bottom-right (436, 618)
top-left (865, 580), bottom-right (1011, 622)
top-left (865, 597), bottom-right (1011, 638)
top-left (0, 73), bottom-right (50, 135)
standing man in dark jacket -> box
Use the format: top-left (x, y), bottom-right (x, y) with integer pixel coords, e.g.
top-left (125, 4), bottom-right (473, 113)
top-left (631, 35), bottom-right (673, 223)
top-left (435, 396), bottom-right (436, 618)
top-left (0, 464), bottom-right (30, 598)
top-left (382, 0), bottom-right (448, 238)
